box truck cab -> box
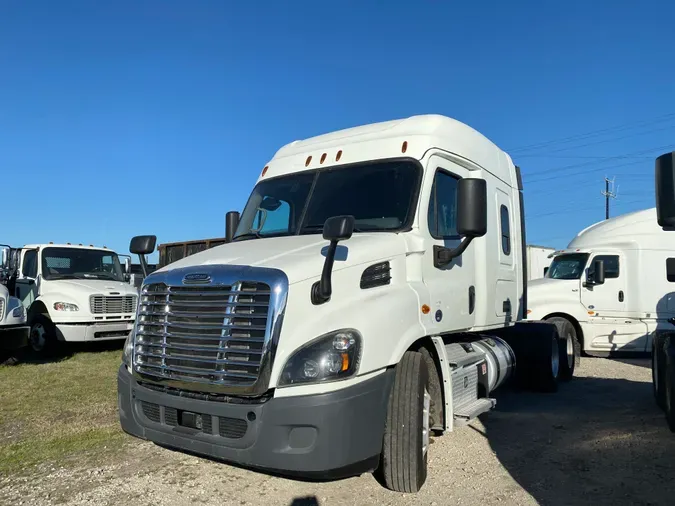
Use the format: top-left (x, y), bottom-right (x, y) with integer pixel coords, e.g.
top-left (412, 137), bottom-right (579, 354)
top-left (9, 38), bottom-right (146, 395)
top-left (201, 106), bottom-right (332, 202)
top-left (119, 115), bottom-right (569, 493)
top-left (13, 243), bottom-right (137, 356)
top-left (527, 208), bottom-right (675, 355)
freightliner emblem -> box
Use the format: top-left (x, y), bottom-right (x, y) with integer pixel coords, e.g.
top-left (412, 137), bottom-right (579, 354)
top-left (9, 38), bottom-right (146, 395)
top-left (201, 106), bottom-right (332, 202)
top-left (182, 273), bottom-right (212, 284)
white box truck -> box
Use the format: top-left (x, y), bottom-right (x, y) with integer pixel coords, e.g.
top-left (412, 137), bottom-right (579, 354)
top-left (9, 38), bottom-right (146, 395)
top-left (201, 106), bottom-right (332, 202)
top-left (118, 114), bottom-right (572, 493)
top-left (526, 244), bottom-right (555, 280)
top-left (527, 208), bottom-right (675, 357)
top-left (10, 243), bottom-right (138, 356)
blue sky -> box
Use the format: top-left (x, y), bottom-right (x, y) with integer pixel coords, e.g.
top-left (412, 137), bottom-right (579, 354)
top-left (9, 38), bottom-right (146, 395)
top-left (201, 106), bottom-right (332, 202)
top-left (2, 1), bottom-right (674, 262)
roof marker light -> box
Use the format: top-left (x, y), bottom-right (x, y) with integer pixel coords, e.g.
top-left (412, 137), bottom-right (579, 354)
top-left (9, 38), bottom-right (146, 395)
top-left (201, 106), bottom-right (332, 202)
top-left (336, 150), bottom-right (342, 162)
top-left (261, 166), bottom-right (269, 177)
top-left (402, 141), bottom-right (408, 153)
top-left (320, 153), bottom-right (327, 164)
top-left (305, 155), bottom-right (312, 167)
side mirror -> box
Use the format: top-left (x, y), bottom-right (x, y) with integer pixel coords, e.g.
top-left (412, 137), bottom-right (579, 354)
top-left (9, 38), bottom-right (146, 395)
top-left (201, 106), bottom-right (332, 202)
top-left (592, 259), bottom-right (605, 285)
top-left (129, 235), bottom-right (156, 255)
top-left (323, 215), bottom-right (355, 242)
top-left (129, 235), bottom-right (156, 279)
top-left (656, 151), bottom-right (675, 229)
top-left (124, 257), bottom-right (131, 273)
top-left (457, 178), bottom-right (488, 238)
top-left (434, 178), bottom-right (487, 268)
top-left (311, 215), bottom-right (355, 305)
top-left (225, 211), bottom-right (240, 243)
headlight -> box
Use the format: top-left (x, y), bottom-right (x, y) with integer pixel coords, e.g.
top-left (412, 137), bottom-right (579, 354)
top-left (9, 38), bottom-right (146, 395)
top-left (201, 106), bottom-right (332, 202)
top-left (121, 331), bottom-right (134, 367)
top-left (279, 329), bottom-right (362, 387)
top-left (11, 305), bottom-right (25, 319)
top-left (53, 302), bottom-right (79, 311)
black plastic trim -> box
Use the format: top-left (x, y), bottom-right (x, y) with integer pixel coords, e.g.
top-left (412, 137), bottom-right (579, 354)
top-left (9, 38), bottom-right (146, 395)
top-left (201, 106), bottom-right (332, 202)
top-left (360, 261), bottom-right (392, 289)
top-left (516, 165), bottom-right (527, 319)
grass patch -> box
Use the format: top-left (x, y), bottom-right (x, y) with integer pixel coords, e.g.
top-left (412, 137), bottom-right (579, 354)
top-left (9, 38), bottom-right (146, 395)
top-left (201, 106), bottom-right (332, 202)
top-left (0, 346), bottom-right (127, 475)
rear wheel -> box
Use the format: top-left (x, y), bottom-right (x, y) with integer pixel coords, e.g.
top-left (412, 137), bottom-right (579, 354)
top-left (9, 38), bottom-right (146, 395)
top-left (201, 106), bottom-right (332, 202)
top-left (547, 317), bottom-right (579, 381)
top-left (379, 351), bottom-right (430, 493)
top-left (664, 334), bottom-right (675, 432)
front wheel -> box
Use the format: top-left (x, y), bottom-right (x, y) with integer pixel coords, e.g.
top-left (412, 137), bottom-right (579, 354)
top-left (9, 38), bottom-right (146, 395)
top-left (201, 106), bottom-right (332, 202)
top-left (653, 333), bottom-right (667, 411)
top-left (29, 315), bottom-right (59, 357)
top-left (379, 351), bottom-right (430, 493)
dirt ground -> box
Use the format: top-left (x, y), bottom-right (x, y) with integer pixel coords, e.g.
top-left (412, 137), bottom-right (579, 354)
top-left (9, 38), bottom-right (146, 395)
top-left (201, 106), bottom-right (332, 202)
top-left (1, 357), bottom-right (673, 506)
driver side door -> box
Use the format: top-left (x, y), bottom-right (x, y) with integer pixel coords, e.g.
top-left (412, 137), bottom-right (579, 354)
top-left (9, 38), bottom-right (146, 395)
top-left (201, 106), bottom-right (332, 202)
top-left (15, 248), bottom-right (39, 309)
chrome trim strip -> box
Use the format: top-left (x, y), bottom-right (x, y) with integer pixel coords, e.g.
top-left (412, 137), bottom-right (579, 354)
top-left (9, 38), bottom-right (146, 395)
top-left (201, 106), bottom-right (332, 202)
top-left (131, 264), bottom-right (288, 397)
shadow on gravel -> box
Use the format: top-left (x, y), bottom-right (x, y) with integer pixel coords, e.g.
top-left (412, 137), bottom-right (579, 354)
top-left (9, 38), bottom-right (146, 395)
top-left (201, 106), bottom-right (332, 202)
top-left (16, 339), bottom-right (124, 365)
top-left (289, 496), bottom-right (319, 505)
top-left (483, 367), bottom-right (674, 506)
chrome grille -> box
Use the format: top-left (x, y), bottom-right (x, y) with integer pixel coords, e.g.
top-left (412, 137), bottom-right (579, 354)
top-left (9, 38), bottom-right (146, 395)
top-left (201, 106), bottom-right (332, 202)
top-left (133, 282), bottom-right (271, 389)
top-left (90, 295), bottom-right (137, 314)
top-left (0, 299), bottom-right (4, 320)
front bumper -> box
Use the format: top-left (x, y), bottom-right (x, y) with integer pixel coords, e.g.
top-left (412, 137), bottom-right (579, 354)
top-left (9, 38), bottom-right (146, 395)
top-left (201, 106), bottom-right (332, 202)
top-left (0, 325), bottom-right (30, 351)
top-left (118, 365), bottom-right (394, 477)
top-left (55, 321), bottom-right (134, 342)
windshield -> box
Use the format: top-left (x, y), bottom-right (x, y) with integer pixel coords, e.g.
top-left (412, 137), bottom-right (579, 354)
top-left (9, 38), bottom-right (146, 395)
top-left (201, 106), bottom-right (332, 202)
top-left (234, 160), bottom-right (421, 240)
top-left (41, 247), bottom-right (124, 281)
top-left (546, 253), bottom-right (590, 280)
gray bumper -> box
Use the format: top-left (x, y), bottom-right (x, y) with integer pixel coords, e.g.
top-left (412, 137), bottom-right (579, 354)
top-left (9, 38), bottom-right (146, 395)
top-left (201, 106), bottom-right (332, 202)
top-left (117, 365), bottom-right (394, 477)
top-left (0, 325), bottom-right (30, 351)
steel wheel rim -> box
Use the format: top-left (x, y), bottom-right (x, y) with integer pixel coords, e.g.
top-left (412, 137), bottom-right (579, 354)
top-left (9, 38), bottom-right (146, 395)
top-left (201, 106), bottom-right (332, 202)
top-left (566, 333), bottom-right (574, 368)
top-left (422, 388), bottom-right (431, 456)
top-left (551, 337), bottom-right (560, 378)
top-left (30, 323), bottom-right (46, 352)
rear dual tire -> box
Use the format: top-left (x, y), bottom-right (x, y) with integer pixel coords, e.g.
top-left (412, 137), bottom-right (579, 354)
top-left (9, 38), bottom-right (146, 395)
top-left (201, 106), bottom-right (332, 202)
top-left (546, 317), bottom-right (580, 382)
top-left (655, 333), bottom-right (675, 432)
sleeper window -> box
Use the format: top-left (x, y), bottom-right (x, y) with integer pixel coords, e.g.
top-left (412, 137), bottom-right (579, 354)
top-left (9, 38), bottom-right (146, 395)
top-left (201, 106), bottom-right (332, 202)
top-left (500, 205), bottom-right (511, 256)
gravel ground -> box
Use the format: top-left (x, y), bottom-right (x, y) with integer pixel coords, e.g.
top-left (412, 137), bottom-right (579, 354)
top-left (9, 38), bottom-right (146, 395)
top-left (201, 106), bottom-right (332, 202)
top-left (1, 357), bottom-right (673, 506)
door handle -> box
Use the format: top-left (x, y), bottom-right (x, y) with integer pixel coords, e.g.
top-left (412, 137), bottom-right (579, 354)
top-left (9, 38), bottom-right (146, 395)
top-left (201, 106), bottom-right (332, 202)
top-left (618, 290), bottom-right (624, 302)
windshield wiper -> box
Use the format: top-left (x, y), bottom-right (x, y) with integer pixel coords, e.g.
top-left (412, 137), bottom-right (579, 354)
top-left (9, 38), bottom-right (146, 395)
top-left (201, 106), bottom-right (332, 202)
top-left (232, 232), bottom-right (261, 242)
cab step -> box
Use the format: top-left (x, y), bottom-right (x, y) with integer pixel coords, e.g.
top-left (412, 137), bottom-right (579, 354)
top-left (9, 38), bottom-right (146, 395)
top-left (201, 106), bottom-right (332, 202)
top-left (453, 398), bottom-right (496, 425)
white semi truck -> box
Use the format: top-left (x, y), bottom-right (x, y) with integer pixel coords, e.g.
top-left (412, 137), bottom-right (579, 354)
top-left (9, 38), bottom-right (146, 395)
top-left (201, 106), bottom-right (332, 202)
top-left (653, 150), bottom-right (675, 432)
top-left (527, 208), bottom-right (675, 357)
top-left (0, 246), bottom-right (29, 364)
top-left (118, 114), bottom-right (572, 493)
top-left (10, 243), bottom-right (138, 356)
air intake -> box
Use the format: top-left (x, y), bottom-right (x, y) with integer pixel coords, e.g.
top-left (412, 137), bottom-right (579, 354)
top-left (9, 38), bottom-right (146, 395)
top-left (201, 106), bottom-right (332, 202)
top-left (360, 261), bottom-right (391, 289)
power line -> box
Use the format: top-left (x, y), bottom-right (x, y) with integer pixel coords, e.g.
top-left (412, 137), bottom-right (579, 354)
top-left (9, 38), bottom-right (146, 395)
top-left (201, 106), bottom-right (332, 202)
top-left (507, 111), bottom-right (675, 153)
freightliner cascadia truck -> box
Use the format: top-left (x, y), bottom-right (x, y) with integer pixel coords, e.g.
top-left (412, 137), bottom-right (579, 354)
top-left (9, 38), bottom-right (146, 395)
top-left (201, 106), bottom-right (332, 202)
top-left (118, 114), bottom-right (573, 493)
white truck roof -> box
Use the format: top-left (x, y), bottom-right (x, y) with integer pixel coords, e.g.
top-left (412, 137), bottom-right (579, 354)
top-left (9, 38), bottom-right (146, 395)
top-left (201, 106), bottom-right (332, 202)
top-left (265, 114), bottom-right (517, 188)
top-left (567, 207), bottom-right (667, 251)
top-left (21, 243), bottom-right (115, 252)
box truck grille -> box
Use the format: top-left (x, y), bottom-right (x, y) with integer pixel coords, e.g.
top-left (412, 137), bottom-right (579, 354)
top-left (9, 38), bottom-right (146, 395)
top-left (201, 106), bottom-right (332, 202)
top-left (133, 282), bottom-right (271, 388)
top-left (0, 299), bottom-right (4, 320)
top-left (90, 295), bottom-right (137, 314)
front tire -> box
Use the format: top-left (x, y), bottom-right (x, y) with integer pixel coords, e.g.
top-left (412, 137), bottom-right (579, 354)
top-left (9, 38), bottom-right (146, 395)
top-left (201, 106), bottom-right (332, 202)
top-left (653, 333), bottom-right (667, 411)
top-left (663, 334), bottom-right (675, 433)
top-left (380, 351), bottom-right (430, 493)
top-left (29, 315), bottom-right (59, 357)
top-left (547, 317), bottom-right (579, 381)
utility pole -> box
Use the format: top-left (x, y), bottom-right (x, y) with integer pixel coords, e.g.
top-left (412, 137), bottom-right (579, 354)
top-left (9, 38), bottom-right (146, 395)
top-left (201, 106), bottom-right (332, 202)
top-left (601, 177), bottom-right (617, 220)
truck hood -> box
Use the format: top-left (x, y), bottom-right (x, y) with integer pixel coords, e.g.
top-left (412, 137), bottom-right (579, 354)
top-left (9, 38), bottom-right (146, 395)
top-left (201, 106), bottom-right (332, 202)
top-left (41, 278), bottom-right (137, 296)
top-left (528, 277), bottom-right (580, 306)
top-left (157, 233), bottom-right (409, 285)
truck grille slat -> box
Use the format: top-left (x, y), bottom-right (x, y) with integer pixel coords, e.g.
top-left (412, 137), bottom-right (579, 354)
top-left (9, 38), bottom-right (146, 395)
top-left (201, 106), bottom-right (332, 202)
top-left (90, 295), bottom-right (137, 314)
top-left (0, 299), bottom-right (4, 320)
top-left (133, 281), bottom-right (271, 388)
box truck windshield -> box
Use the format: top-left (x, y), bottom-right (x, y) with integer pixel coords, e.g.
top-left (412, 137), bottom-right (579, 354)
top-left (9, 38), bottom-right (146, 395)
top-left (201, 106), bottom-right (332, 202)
top-left (41, 247), bottom-right (124, 282)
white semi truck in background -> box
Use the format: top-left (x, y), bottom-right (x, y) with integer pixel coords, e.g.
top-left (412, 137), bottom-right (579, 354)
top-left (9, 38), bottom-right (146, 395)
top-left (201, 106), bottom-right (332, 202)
top-left (527, 208), bottom-right (675, 358)
top-left (526, 244), bottom-right (555, 280)
top-left (8, 243), bottom-right (138, 356)
top-left (0, 246), bottom-right (29, 365)
top-left (119, 114), bottom-right (572, 493)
